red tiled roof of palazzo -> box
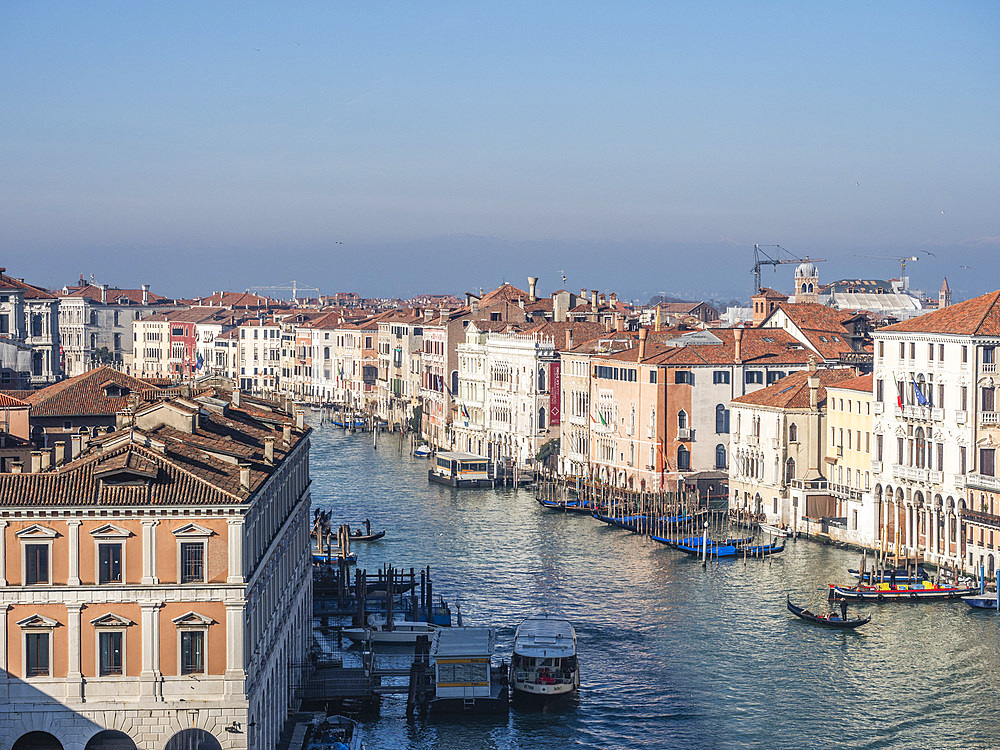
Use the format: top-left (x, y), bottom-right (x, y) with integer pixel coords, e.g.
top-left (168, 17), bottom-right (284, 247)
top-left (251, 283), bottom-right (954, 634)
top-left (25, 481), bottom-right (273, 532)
top-left (24, 367), bottom-right (158, 417)
top-left (731, 368), bottom-right (856, 409)
top-left (880, 290), bottom-right (1000, 336)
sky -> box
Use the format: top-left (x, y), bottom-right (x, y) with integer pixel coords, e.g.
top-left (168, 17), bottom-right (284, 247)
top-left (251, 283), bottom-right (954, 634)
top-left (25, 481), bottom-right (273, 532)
top-left (1, 1), bottom-right (998, 303)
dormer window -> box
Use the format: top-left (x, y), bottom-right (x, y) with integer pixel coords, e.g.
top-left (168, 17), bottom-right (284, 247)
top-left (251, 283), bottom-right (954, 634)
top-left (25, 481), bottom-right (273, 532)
top-left (102, 383), bottom-right (131, 398)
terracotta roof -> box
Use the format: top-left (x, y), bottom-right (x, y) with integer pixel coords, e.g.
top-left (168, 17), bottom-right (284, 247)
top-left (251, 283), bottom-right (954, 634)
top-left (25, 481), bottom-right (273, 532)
top-left (0, 393), bottom-right (29, 408)
top-left (478, 283), bottom-right (530, 306)
top-left (731, 368), bottom-right (856, 409)
top-left (24, 367), bottom-right (158, 417)
top-left (0, 271), bottom-right (55, 300)
top-left (879, 289), bottom-right (1000, 335)
top-left (755, 287), bottom-right (789, 300)
top-left (522, 321), bottom-right (608, 350)
top-left (61, 284), bottom-right (170, 305)
top-left (829, 373), bottom-right (873, 393)
top-left (611, 328), bottom-right (816, 366)
top-left (192, 291), bottom-right (278, 308)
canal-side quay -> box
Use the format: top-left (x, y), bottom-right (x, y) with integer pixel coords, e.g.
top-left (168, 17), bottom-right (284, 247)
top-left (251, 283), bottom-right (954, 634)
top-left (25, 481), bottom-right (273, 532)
top-left (306, 425), bottom-right (1000, 750)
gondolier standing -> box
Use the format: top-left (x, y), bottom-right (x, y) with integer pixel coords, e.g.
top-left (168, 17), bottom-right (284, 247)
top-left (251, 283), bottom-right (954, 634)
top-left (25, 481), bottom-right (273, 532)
top-left (840, 601), bottom-right (848, 620)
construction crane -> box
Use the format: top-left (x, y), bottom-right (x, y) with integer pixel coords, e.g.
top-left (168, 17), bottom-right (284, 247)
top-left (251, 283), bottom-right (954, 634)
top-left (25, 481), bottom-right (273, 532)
top-left (249, 280), bottom-right (321, 302)
top-left (752, 244), bottom-right (826, 292)
top-left (853, 254), bottom-right (919, 277)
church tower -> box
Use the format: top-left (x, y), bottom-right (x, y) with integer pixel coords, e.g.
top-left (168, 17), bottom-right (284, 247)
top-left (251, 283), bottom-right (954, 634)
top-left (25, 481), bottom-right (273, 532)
top-left (794, 258), bottom-right (820, 304)
top-left (939, 277), bottom-right (952, 309)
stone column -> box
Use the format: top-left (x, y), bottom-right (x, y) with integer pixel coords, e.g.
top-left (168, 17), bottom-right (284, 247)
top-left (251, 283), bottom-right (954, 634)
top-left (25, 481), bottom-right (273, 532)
top-left (139, 601), bottom-right (163, 699)
top-left (0, 604), bottom-right (9, 702)
top-left (224, 598), bottom-right (247, 697)
top-left (66, 602), bottom-right (84, 702)
top-left (227, 517), bottom-right (245, 585)
top-left (0, 520), bottom-right (7, 586)
top-left (141, 519), bottom-right (159, 585)
top-left (67, 519), bottom-right (82, 586)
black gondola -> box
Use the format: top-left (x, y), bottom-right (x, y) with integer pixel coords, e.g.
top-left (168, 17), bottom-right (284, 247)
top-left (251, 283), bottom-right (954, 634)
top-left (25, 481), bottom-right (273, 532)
top-left (349, 528), bottom-right (386, 542)
top-left (786, 597), bottom-right (870, 629)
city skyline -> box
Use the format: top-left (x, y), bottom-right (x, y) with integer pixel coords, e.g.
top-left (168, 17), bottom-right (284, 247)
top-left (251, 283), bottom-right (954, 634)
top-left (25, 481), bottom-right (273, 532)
top-left (2, 2), bottom-right (998, 300)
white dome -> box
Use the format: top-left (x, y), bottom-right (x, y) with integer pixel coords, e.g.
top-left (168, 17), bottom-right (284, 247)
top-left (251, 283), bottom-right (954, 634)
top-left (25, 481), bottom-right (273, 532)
top-left (795, 261), bottom-right (817, 278)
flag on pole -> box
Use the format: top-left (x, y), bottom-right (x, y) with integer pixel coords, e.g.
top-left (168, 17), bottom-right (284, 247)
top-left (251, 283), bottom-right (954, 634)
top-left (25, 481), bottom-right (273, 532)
top-left (912, 378), bottom-right (930, 407)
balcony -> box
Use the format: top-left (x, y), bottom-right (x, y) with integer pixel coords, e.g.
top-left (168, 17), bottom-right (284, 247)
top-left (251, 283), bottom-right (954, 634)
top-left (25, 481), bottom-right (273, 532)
top-left (967, 473), bottom-right (1000, 491)
top-left (745, 434), bottom-right (758, 446)
top-left (981, 412), bottom-right (999, 426)
top-left (829, 483), bottom-right (864, 502)
top-left (954, 474), bottom-right (966, 490)
top-left (930, 470), bottom-right (944, 485)
top-left (892, 465), bottom-right (929, 483)
top-left (873, 401), bottom-right (884, 414)
top-left (871, 460), bottom-right (882, 474)
top-left (677, 428), bottom-right (691, 441)
top-left (955, 410), bottom-right (967, 425)
top-left (963, 508), bottom-right (1000, 531)
top-left (983, 363), bottom-right (997, 374)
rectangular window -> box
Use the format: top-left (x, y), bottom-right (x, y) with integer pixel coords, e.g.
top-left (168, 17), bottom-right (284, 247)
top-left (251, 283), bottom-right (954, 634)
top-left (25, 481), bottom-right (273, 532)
top-left (985, 347), bottom-right (996, 364)
top-left (962, 386), bottom-right (968, 411)
top-left (936, 443), bottom-right (944, 472)
top-left (713, 370), bottom-right (730, 384)
top-left (963, 345), bottom-right (968, 363)
top-left (674, 370), bottom-right (692, 384)
top-left (180, 630), bottom-right (205, 674)
top-left (928, 343), bottom-right (935, 361)
top-left (25, 544), bottom-right (49, 585)
top-left (909, 342), bottom-right (916, 359)
top-left (983, 387), bottom-right (995, 413)
top-left (745, 371), bottom-right (763, 384)
top-left (960, 446), bottom-right (967, 475)
top-left (649, 370), bottom-right (657, 384)
top-left (180, 542), bottom-right (205, 584)
top-left (982, 449), bottom-right (996, 478)
top-left (876, 434), bottom-right (883, 462)
top-left (98, 543), bottom-right (123, 584)
top-left (25, 632), bottom-right (50, 677)
top-left (876, 379), bottom-right (884, 402)
top-left (938, 344), bottom-right (944, 361)
top-left (99, 631), bottom-right (123, 676)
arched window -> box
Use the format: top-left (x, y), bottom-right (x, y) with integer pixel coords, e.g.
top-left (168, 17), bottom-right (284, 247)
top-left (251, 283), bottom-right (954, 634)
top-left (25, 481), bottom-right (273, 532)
top-left (451, 370), bottom-right (458, 395)
top-left (538, 407), bottom-right (546, 431)
top-left (807, 283), bottom-right (814, 293)
top-left (677, 445), bottom-right (690, 471)
top-left (678, 410), bottom-right (688, 429)
top-left (801, 283), bottom-right (807, 294)
top-left (715, 444), bottom-right (726, 469)
top-left (915, 427), bottom-right (926, 469)
top-left (715, 404), bottom-right (729, 433)
top-left (785, 457), bottom-right (796, 483)
top-left (788, 422), bottom-right (798, 442)
top-left (538, 367), bottom-right (546, 392)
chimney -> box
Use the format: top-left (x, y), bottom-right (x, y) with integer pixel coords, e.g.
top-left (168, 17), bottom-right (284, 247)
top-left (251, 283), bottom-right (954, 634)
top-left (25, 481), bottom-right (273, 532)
top-left (615, 314), bottom-right (624, 332)
top-left (141, 284), bottom-right (150, 305)
top-left (100, 283), bottom-right (108, 304)
top-left (232, 388), bottom-right (240, 407)
top-left (70, 434), bottom-right (82, 460)
top-left (40, 450), bottom-right (52, 471)
top-left (264, 438), bottom-right (274, 464)
top-left (809, 375), bottom-right (820, 409)
top-left (239, 463), bottom-right (251, 491)
top-left (30, 451), bottom-right (43, 474)
top-left (53, 442), bottom-right (66, 466)
top-left (565, 329), bottom-right (573, 351)
top-left (295, 410), bottom-right (305, 430)
top-left (10, 461), bottom-right (22, 474)
top-left (528, 277), bottom-right (538, 303)
top-left (80, 433), bottom-right (90, 453)
top-left (471, 298), bottom-right (479, 314)
top-left (591, 290), bottom-right (599, 314)
top-left (733, 327), bottom-right (743, 365)
top-left (638, 327), bottom-right (648, 363)
top-left (283, 424), bottom-right (292, 446)
top-left (424, 307), bottom-right (434, 322)
top-left (599, 293), bottom-right (607, 306)
top-left (604, 316), bottom-right (612, 333)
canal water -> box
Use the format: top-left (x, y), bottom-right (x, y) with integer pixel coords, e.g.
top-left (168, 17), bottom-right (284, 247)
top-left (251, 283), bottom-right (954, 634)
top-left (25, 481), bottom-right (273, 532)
top-left (309, 425), bottom-right (1000, 750)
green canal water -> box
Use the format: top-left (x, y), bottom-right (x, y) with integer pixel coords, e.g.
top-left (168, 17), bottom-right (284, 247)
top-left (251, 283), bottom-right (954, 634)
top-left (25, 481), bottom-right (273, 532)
top-left (308, 425), bottom-right (1000, 750)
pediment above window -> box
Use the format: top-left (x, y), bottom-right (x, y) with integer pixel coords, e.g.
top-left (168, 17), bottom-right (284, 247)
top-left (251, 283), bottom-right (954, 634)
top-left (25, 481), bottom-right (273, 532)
top-left (15, 524), bottom-right (58, 540)
top-left (17, 614), bottom-right (59, 629)
top-left (90, 613), bottom-right (134, 628)
top-left (171, 611), bottom-right (214, 627)
top-left (90, 523), bottom-right (132, 539)
top-left (172, 523), bottom-right (214, 537)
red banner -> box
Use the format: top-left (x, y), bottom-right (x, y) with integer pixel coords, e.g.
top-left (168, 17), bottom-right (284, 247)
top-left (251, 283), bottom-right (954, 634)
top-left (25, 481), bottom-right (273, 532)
top-left (549, 362), bottom-right (561, 426)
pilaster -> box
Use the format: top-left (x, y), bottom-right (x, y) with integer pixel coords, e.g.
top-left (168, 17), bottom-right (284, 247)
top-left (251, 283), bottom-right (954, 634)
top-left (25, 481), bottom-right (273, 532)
top-left (0, 520), bottom-right (7, 586)
top-left (141, 519), bottom-right (159, 585)
top-left (139, 600), bottom-right (163, 699)
top-left (227, 517), bottom-right (245, 585)
top-left (224, 598), bottom-right (247, 697)
top-left (0, 604), bottom-right (9, 702)
top-left (67, 519), bottom-right (82, 585)
top-left (66, 602), bottom-right (85, 702)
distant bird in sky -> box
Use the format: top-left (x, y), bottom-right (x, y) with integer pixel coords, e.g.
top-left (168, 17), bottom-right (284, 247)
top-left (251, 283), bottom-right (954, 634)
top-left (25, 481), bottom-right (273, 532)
top-left (254, 48), bottom-right (260, 53)
top-left (336, 241), bottom-right (343, 245)
top-left (960, 265), bottom-right (972, 270)
top-left (922, 250), bottom-right (937, 257)
top-left (940, 210), bottom-right (945, 214)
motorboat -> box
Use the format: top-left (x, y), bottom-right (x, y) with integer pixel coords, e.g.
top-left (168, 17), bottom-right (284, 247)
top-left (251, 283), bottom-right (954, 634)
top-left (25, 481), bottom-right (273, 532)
top-left (510, 614), bottom-right (579, 705)
top-left (342, 620), bottom-right (437, 644)
top-left (828, 581), bottom-right (975, 602)
top-left (759, 523), bottom-right (792, 538)
top-left (305, 714), bottom-right (362, 750)
top-left (413, 444), bottom-right (432, 458)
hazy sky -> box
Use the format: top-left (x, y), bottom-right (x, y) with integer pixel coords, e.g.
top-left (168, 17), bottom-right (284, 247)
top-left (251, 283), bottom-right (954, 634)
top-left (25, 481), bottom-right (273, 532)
top-left (2, 2), bottom-right (998, 302)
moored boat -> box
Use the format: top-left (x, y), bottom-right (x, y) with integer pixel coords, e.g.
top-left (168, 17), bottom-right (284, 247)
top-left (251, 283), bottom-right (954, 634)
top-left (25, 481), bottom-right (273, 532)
top-left (413, 445), bottom-right (432, 458)
top-left (963, 593), bottom-right (1000, 610)
top-left (428, 451), bottom-right (496, 488)
top-left (759, 523), bottom-right (792, 538)
top-left (828, 581), bottom-right (975, 602)
top-left (305, 714), bottom-right (362, 750)
top-left (537, 497), bottom-right (598, 513)
top-left (510, 614), bottom-right (579, 705)
top-left (429, 627), bottom-right (509, 714)
top-left (342, 620), bottom-right (437, 644)
top-left (786, 597), bottom-right (870, 628)
top-left (848, 567), bottom-right (927, 584)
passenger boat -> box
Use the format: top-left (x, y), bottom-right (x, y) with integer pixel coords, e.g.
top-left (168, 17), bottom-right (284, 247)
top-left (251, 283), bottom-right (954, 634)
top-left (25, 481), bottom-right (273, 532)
top-left (828, 581), bottom-right (975, 601)
top-left (848, 567), bottom-right (927, 583)
top-left (786, 597), bottom-right (870, 628)
top-left (759, 523), bottom-right (792, 538)
top-left (428, 451), bottom-right (495, 488)
top-left (342, 620), bottom-right (437, 644)
top-left (429, 627), bottom-right (509, 714)
top-left (413, 445), bottom-right (432, 458)
top-left (510, 615), bottom-right (580, 705)
top-left (305, 714), bottom-right (362, 750)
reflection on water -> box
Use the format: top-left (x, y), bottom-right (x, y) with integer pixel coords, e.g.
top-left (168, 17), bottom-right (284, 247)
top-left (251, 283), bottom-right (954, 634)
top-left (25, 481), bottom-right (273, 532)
top-left (310, 426), bottom-right (1000, 750)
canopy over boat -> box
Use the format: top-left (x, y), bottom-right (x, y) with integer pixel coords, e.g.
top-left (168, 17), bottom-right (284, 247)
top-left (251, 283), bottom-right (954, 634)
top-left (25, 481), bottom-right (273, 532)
top-left (514, 615), bottom-right (577, 659)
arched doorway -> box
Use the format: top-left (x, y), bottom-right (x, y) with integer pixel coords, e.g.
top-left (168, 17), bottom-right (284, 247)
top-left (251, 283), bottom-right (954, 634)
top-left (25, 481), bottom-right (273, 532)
top-left (13, 733), bottom-right (63, 750)
top-left (163, 730), bottom-right (222, 750)
top-left (85, 731), bottom-right (137, 750)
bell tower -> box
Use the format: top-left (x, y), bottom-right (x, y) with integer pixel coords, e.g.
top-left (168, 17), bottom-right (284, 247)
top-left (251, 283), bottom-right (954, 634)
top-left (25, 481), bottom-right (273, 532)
top-left (939, 277), bottom-right (952, 309)
top-left (794, 258), bottom-right (820, 304)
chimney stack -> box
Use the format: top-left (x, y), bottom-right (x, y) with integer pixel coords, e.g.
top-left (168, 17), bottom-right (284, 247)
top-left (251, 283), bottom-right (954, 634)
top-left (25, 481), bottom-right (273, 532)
top-left (30, 451), bottom-right (43, 474)
top-left (471, 298), bottom-right (479, 314)
top-left (591, 290), bottom-right (599, 314)
top-left (53, 442), bottom-right (66, 466)
top-left (604, 316), bottom-right (612, 333)
top-left (239, 463), bottom-right (251, 491)
top-left (141, 284), bottom-right (150, 305)
top-left (10, 461), bottom-right (23, 474)
top-left (100, 283), bottom-right (108, 304)
top-left (528, 277), bottom-right (538, 303)
top-left (264, 437), bottom-right (274, 464)
top-left (424, 307), bottom-right (434, 322)
top-left (638, 327), bottom-right (648, 363)
top-left (71, 434), bottom-right (82, 460)
top-left (809, 375), bottom-right (820, 409)
top-left (232, 388), bottom-right (240, 407)
top-left (733, 327), bottom-right (743, 365)
top-left (295, 410), bottom-right (305, 430)
top-left (615, 314), bottom-right (624, 332)
top-left (283, 424), bottom-right (292, 446)
top-left (565, 329), bottom-right (573, 351)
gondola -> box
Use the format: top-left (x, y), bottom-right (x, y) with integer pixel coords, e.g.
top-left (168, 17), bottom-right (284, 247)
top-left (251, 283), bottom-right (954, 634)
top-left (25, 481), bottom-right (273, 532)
top-left (828, 581), bottom-right (975, 601)
top-left (537, 497), bottom-right (597, 514)
top-left (349, 528), bottom-right (386, 542)
top-left (786, 597), bottom-right (870, 628)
